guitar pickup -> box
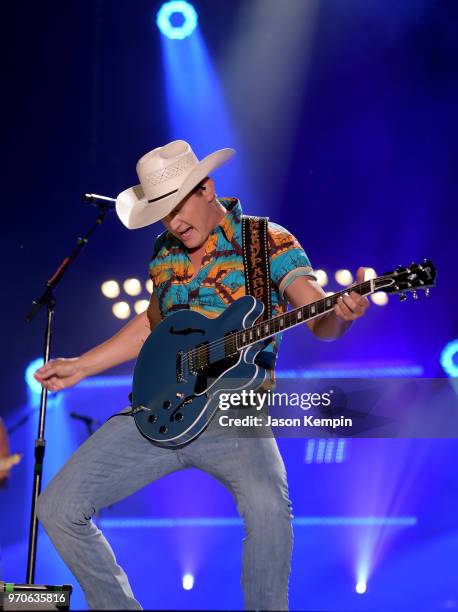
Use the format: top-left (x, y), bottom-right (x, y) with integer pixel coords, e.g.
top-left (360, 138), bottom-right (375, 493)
top-left (189, 342), bottom-right (210, 373)
top-left (224, 331), bottom-right (238, 357)
top-left (176, 351), bottom-right (185, 383)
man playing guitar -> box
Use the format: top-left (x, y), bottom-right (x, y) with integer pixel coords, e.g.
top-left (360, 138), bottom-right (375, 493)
top-left (34, 140), bottom-right (369, 610)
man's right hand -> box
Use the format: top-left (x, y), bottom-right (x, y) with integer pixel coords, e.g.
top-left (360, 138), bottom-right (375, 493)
top-left (34, 358), bottom-right (86, 391)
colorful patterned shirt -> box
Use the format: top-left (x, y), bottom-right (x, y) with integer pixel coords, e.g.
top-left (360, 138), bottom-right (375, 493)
top-left (148, 198), bottom-right (315, 378)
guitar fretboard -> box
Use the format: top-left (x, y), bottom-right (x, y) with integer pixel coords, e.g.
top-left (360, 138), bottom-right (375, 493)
top-left (235, 280), bottom-right (373, 349)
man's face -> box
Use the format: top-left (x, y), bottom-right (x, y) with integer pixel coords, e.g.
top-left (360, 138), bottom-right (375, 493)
top-left (161, 178), bottom-right (216, 250)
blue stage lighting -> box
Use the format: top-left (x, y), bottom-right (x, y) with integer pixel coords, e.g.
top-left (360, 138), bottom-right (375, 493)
top-left (99, 516), bottom-right (417, 529)
top-left (440, 340), bottom-right (458, 377)
top-left (335, 439), bottom-right (345, 463)
top-left (356, 580), bottom-right (367, 594)
top-left (305, 439), bottom-right (346, 464)
top-left (25, 357), bottom-right (44, 395)
top-left (316, 439), bottom-right (326, 463)
top-left (156, 1), bottom-right (198, 40)
top-left (182, 573), bottom-right (194, 590)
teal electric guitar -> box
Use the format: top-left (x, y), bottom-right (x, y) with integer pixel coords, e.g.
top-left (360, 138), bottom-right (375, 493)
top-left (131, 260), bottom-right (436, 448)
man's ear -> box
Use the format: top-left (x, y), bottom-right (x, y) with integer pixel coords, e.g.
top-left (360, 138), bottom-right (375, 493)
top-left (201, 177), bottom-right (215, 202)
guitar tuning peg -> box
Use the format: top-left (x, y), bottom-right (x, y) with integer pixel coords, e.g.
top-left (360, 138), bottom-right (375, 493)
top-left (412, 291), bottom-right (418, 300)
top-left (399, 293), bottom-right (407, 302)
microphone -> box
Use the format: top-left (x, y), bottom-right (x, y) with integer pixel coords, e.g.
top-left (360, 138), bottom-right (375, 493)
top-left (83, 193), bottom-right (116, 209)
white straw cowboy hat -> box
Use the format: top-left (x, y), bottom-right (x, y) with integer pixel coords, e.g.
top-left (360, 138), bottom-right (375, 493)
top-left (116, 140), bottom-right (235, 229)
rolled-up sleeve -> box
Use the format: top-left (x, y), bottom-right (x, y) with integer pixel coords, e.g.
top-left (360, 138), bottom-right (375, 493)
top-left (268, 222), bottom-right (316, 298)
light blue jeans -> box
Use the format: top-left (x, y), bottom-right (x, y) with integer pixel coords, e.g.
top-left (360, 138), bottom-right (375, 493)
top-left (36, 410), bottom-right (293, 610)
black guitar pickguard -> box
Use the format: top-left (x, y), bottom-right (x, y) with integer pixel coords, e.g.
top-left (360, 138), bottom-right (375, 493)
top-left (194, 354), bottom-right (241, 395)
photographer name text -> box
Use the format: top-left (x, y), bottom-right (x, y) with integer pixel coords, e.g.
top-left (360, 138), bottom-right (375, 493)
top-left (218, 414), bottom-right (353, 429)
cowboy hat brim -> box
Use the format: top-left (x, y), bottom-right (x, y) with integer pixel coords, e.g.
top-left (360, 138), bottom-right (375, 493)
top-left (116, 147), bottom-right (235, 229)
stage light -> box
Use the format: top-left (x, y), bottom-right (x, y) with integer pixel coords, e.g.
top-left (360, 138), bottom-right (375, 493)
top-left (335, 439), bottom-right (345, 463)
top-left (315, 269), bottom-right (328, 287)
top-left (356, 581), bottom-right (367, 594)
top-left (134, 300), bottom-right (150, 314)
top-left (364, 267), bottom-right (377, 281)
top-left (159, 0), bottom-right (244, 204)
top-left (101, 280), bottom-right (120, 298)
top-left (335, 269), bottom-right (353, 286)
top-left (145, 279), bottom-right (153, 293)
top-left (182, 573), bottom-right (194, 590)
top-left (281, 365), bottom-right (423, 377)
top-left (100, 516), bottom-right (417, 529)
top-left (371, 292), bottom-right (388, 306)
top-left (112, 301), bottom-right (131, 319)
top-left (123, 278), bottom-right (142, 296)
top-left (324, 439), bottom-right (334, 463)
top-left (156, 1), bottom-right (198, 40)
top-left (305, 439), bottom-right (346, 464)
top-left (304, 439), bottom-right (315, 463)
top-left (441, 340), bottom-right (458, 377)
top-left (25, 357), bottom-right (44, 395)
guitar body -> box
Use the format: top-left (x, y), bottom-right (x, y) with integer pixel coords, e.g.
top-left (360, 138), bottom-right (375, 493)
top-left (132, 295), bottom-right (267, 448)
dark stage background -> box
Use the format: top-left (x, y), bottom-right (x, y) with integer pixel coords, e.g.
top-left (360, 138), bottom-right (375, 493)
top-left (1, 1), bottom-right (458, 610)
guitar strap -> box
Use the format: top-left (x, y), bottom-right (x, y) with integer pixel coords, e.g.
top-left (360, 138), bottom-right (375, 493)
top-left (241, 215), bottom-right (276, 390)
top-left (241, 215), bottom-right (272, 321)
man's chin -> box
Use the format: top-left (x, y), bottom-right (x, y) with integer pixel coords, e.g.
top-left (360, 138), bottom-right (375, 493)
top-left (186, 242), bottom-right (202, 251)
top-left (185, 236), bottom-right (205, 251)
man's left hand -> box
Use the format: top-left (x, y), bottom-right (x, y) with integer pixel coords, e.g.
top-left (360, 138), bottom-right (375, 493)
top-left (334, 267), bottom-right (370, 322)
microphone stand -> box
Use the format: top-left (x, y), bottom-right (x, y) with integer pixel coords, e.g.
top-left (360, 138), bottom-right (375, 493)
top-left (24, 196), bottom-right (115, 585)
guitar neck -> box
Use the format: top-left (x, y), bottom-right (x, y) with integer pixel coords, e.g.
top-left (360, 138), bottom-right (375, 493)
top-left (185, 259), bottom-right (434, 368)
top-left (236, 280), bottom-right (374, 349)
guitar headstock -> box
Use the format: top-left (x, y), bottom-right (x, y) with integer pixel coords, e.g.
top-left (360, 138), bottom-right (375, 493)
top-left (374, 260), bottom-right (436, 301)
